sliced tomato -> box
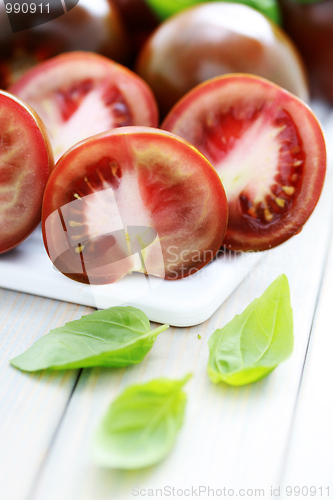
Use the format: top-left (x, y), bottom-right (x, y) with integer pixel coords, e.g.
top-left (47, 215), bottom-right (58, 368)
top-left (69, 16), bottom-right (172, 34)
top-left (42, 127), bottom-right (228, 284)
top-left (9, 52), bottom-right (159, 163)
top-left (162, 74), bottom-right (326, 251)
top-left (0, 90), bottom-right (53, 254)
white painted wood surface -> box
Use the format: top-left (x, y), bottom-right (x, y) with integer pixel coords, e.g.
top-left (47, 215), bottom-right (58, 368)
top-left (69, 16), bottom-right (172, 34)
top-left (0, 102), bottom-right (333, 500)
top-left (282, 230), bottom-right (333, 489)
top-left (0, 295), bottom-right (93, 500)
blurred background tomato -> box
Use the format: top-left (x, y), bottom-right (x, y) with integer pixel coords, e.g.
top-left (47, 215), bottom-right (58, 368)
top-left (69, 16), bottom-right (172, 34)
top-left (0, 0), bottom-right (130, 88)
top-left (279, 0), bottom-right (333, 103)
top-left (1, 0), bottom-right (333, 107)
top-left (136, 3), bottom-right (309, 117)
top-left (111, 0), bottom-right (159, 59)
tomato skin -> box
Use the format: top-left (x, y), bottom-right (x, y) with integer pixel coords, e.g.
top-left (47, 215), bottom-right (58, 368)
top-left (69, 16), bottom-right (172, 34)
top-left (10, 52), bottom-right (159, 163)
top-left (136, 2), bottom-right (309, 117)
top-left (0, 0), bottom-right (129, 89)
top-left (162, 74), bottom-right (326, 251)
top-left (111, 0), bottom-right (159, 59)
top-left (42, 127), bottom-right (228, 284)
top-left (0, 90), bottom-right (53, 254)
top-left (279, 0), bottom-right (333, 102)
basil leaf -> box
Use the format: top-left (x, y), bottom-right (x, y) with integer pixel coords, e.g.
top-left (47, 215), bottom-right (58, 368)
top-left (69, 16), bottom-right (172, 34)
top-left (92, 375), bottom-right (191, 469)
top-left (10, 306), bottom-right (168, 372)
top-left (145, 0), bottom-right (281, 25)
top-left (208, 275), bottom-right (293, 386)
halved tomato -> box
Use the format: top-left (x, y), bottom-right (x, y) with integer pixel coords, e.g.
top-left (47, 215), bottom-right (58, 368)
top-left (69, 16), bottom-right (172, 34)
top-left (0, 90), bottom-right (53, 254)
top-left (42, 127), bottom-right (228, 285)
top-left (136, 2), bottom-right (309, 117)
top-left (162, 74), bottom-right (326, 251)
top-left (9, 52), bottom-right (159, 163)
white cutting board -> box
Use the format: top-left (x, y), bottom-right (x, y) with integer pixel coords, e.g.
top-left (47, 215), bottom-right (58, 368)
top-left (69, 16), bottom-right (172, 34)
top-left (0, 100), bottom-right (331, 327)
top-left (0, 227), bottom-right (264, 326)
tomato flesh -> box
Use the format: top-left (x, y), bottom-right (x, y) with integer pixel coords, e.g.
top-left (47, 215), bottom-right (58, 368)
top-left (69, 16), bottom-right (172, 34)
top-left (9, 52), bottom-right (158, 162)
top-left (162, 75), bottom-right (326, 251)
top-left (201, 106), bottom-right (304, 226)
top-left (0, 91), bottom-right (53, 254)
top-left (42, 127), bottom-right (228, 284)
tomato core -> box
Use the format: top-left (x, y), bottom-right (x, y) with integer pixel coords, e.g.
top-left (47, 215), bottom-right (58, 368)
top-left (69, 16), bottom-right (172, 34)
top-left (199, 106), bottom-right (304, 228)
top-left (63, 157), bottom-right (124, 262)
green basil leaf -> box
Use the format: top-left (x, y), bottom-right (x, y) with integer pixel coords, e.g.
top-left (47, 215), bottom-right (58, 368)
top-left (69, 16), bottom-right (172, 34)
top-left (10, 306), bottom-right (168, 372)
top-left (208, 275), bottom-right (293, 386)
top-left (145, 0), bottom-right (281, 25)
top-left (92, 375), bottom-right (191, 469)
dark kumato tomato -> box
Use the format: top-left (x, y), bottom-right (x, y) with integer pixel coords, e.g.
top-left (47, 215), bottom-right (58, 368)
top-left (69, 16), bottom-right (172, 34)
top-left (10, 52), bottom-right (159, 162)
top-left (162, 75), bottom-right (326, 251)
top-left (0, 90), bottom-right (53, 254)
top-left (0, 0), bottom-right (129, 89)
top-left (112, 0), bottom-right (159, 58)
top-left (136, 2), bottom-right (309, 117)
top-left (42, 127), bottom-right (228, 284)
top-left (279, 0), bottom-right (333, 102)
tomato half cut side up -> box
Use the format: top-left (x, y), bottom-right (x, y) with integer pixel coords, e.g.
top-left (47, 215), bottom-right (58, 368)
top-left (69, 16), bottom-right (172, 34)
top-left (42, 127), bottom-right (228, 285)
top-left (0, 90), bottom-right (53, 254)
top-left (9, 52), bottom-right (159, 163)
top-left (162, 74), bottom-right (326, 251)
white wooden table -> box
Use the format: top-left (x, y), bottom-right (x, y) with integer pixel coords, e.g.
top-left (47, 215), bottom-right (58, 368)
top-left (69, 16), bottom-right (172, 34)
top-left (1, 102), bottom-right (333, 500)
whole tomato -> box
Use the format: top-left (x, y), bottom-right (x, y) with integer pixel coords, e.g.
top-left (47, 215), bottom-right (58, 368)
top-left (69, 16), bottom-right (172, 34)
top-left (279, 0), bottom-right (333, 102)
top-left (136, 2), bottom-right (309, 117)
top-left (0, 0), bottom-right (130, 89)
top-left (111, 0), bottom-right (159, 58)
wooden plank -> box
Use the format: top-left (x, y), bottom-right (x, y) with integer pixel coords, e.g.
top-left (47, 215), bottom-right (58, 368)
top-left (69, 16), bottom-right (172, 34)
top-left (0, 292), bottom-right (93, 500)
top-left (30, 176), bottom-right (333, 498)
top-left (281, 230), bottom-right (333, 490)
